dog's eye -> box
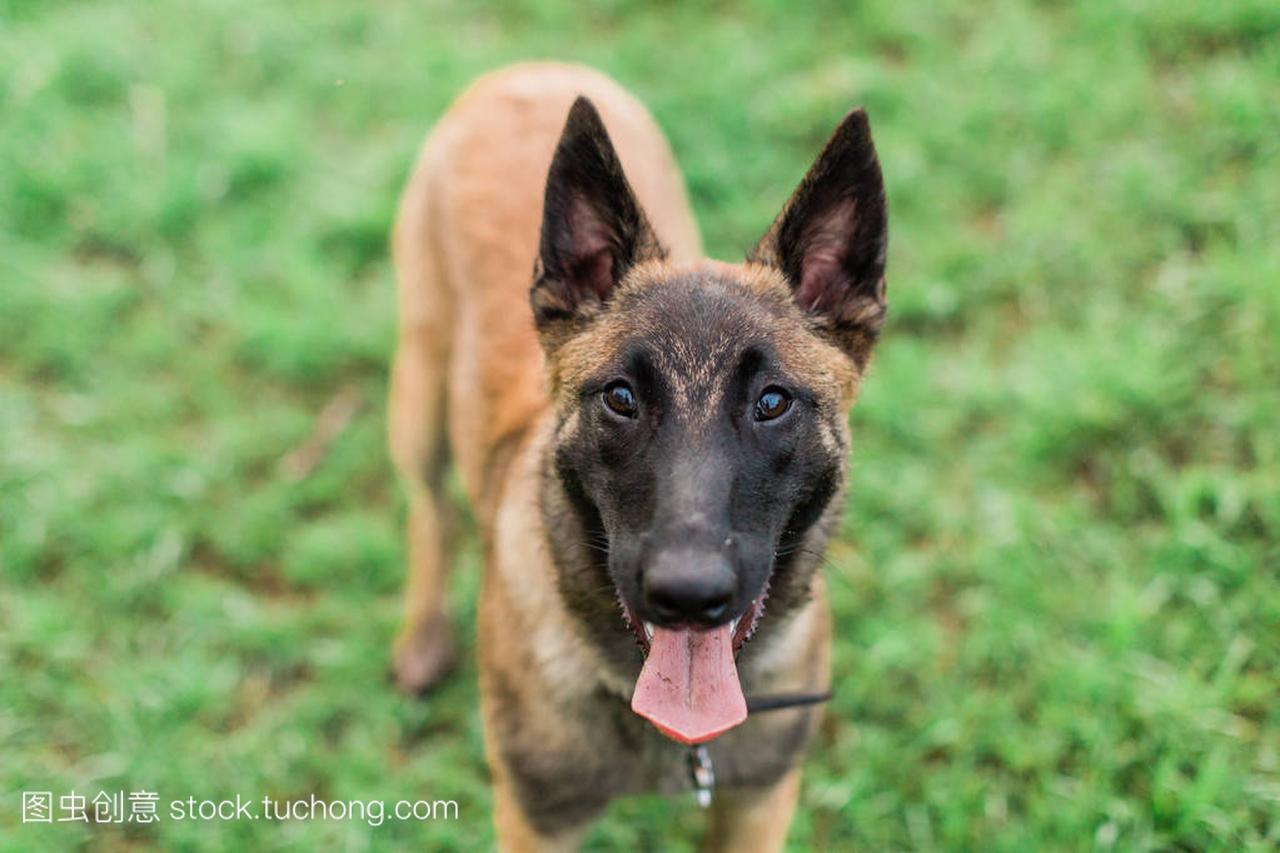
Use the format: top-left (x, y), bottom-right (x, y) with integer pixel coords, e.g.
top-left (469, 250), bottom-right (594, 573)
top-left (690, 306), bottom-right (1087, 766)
top-left (754, 387), bottom-right (792, 422)
top-left (603, 381), bottom-right (638, 418)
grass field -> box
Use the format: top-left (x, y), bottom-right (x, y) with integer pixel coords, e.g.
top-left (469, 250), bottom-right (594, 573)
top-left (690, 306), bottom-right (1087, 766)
top-left (2, 0), bottom-right (1278, 849)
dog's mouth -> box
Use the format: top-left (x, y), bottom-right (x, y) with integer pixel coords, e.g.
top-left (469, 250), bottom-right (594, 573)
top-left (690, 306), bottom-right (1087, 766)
top-left (620, 582), bottom-right (769, 656)
top-left (618, 581), bottom-right (770, 745)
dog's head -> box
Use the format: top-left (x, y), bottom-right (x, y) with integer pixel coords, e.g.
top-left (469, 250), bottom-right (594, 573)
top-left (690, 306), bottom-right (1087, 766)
top-left (532, 98), bottom-right (887, 658)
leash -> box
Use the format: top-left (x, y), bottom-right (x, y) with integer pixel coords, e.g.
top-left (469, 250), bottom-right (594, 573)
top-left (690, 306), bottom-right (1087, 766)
top-left (687, 690), bottom-right (833, 808)
top-left (746, 690), bottom-right (833, 713)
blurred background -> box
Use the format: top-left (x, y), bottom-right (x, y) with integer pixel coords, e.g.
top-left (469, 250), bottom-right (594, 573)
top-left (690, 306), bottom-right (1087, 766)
top-left (2, 0), bottom-right (1277, 848)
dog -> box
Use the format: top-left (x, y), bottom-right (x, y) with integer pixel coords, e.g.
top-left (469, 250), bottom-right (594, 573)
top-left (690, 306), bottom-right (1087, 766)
top-left (388, 62), bottom-right (887, 851)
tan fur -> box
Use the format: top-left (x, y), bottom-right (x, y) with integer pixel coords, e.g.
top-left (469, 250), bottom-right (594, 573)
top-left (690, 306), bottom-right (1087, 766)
top-left (390, 63), bottom-right (837, 850)
top-left (703, 768), bottom-right (804, 852)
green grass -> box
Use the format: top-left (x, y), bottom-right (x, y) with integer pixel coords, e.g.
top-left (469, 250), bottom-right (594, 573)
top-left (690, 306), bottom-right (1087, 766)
top-left (2, 0), bottom-right (1278, 849)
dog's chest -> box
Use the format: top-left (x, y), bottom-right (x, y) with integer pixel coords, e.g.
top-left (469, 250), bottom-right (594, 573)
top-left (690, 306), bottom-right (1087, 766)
top-left (500, 687), bottom-right (818, 834)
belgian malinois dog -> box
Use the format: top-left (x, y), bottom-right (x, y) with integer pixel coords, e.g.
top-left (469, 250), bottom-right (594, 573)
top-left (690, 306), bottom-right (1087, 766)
top-left (389, 62), bottom-right (887, 850)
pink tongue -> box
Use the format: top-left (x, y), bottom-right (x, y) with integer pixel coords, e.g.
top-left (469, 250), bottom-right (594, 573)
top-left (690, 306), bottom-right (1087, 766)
top-left (630, 624), bottom-right (747, 745)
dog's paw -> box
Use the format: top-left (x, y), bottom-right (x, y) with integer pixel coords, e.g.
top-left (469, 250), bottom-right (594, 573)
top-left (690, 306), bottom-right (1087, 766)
top-left (392, 617), bottom-right (456, 696)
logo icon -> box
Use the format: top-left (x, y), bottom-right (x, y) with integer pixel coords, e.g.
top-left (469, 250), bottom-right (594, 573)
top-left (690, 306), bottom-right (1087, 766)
top-left (22, 792), bottom-right (53, 824)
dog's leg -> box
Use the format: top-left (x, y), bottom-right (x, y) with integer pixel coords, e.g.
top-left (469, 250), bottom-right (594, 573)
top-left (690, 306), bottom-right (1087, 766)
top-left (389, 179), bottom-right (458, 696)
top-left (701, 768), bottom-right (802, 853)
top-left (491, 772), bottom-right (590, 853)
top-left (389, 411), bottom-right (456, 695)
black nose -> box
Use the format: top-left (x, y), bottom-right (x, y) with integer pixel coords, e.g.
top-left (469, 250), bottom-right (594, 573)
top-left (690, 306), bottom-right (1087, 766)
top-left (642, 550), bottom-right (736, 626)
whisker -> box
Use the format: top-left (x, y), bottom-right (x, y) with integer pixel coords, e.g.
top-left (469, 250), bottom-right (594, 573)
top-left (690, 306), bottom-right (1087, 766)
top-left (773, 543), bottom-right (850, 583)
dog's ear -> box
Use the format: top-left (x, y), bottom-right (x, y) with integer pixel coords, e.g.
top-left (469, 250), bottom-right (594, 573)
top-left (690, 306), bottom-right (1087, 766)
top-left (750, 109), bottom-right (888, 364)
top-left (531, 97), bottom-right (665, 332)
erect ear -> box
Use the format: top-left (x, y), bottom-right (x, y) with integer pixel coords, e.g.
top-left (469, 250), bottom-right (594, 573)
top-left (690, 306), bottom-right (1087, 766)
top-left (750, 109), bottom-right (888, 363)
top-left (530, 97), bottom-right (665, 332)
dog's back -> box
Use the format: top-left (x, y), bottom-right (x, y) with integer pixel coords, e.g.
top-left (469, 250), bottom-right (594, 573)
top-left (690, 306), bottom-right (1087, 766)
top-left (391, 62), bottom-right (700, 523)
